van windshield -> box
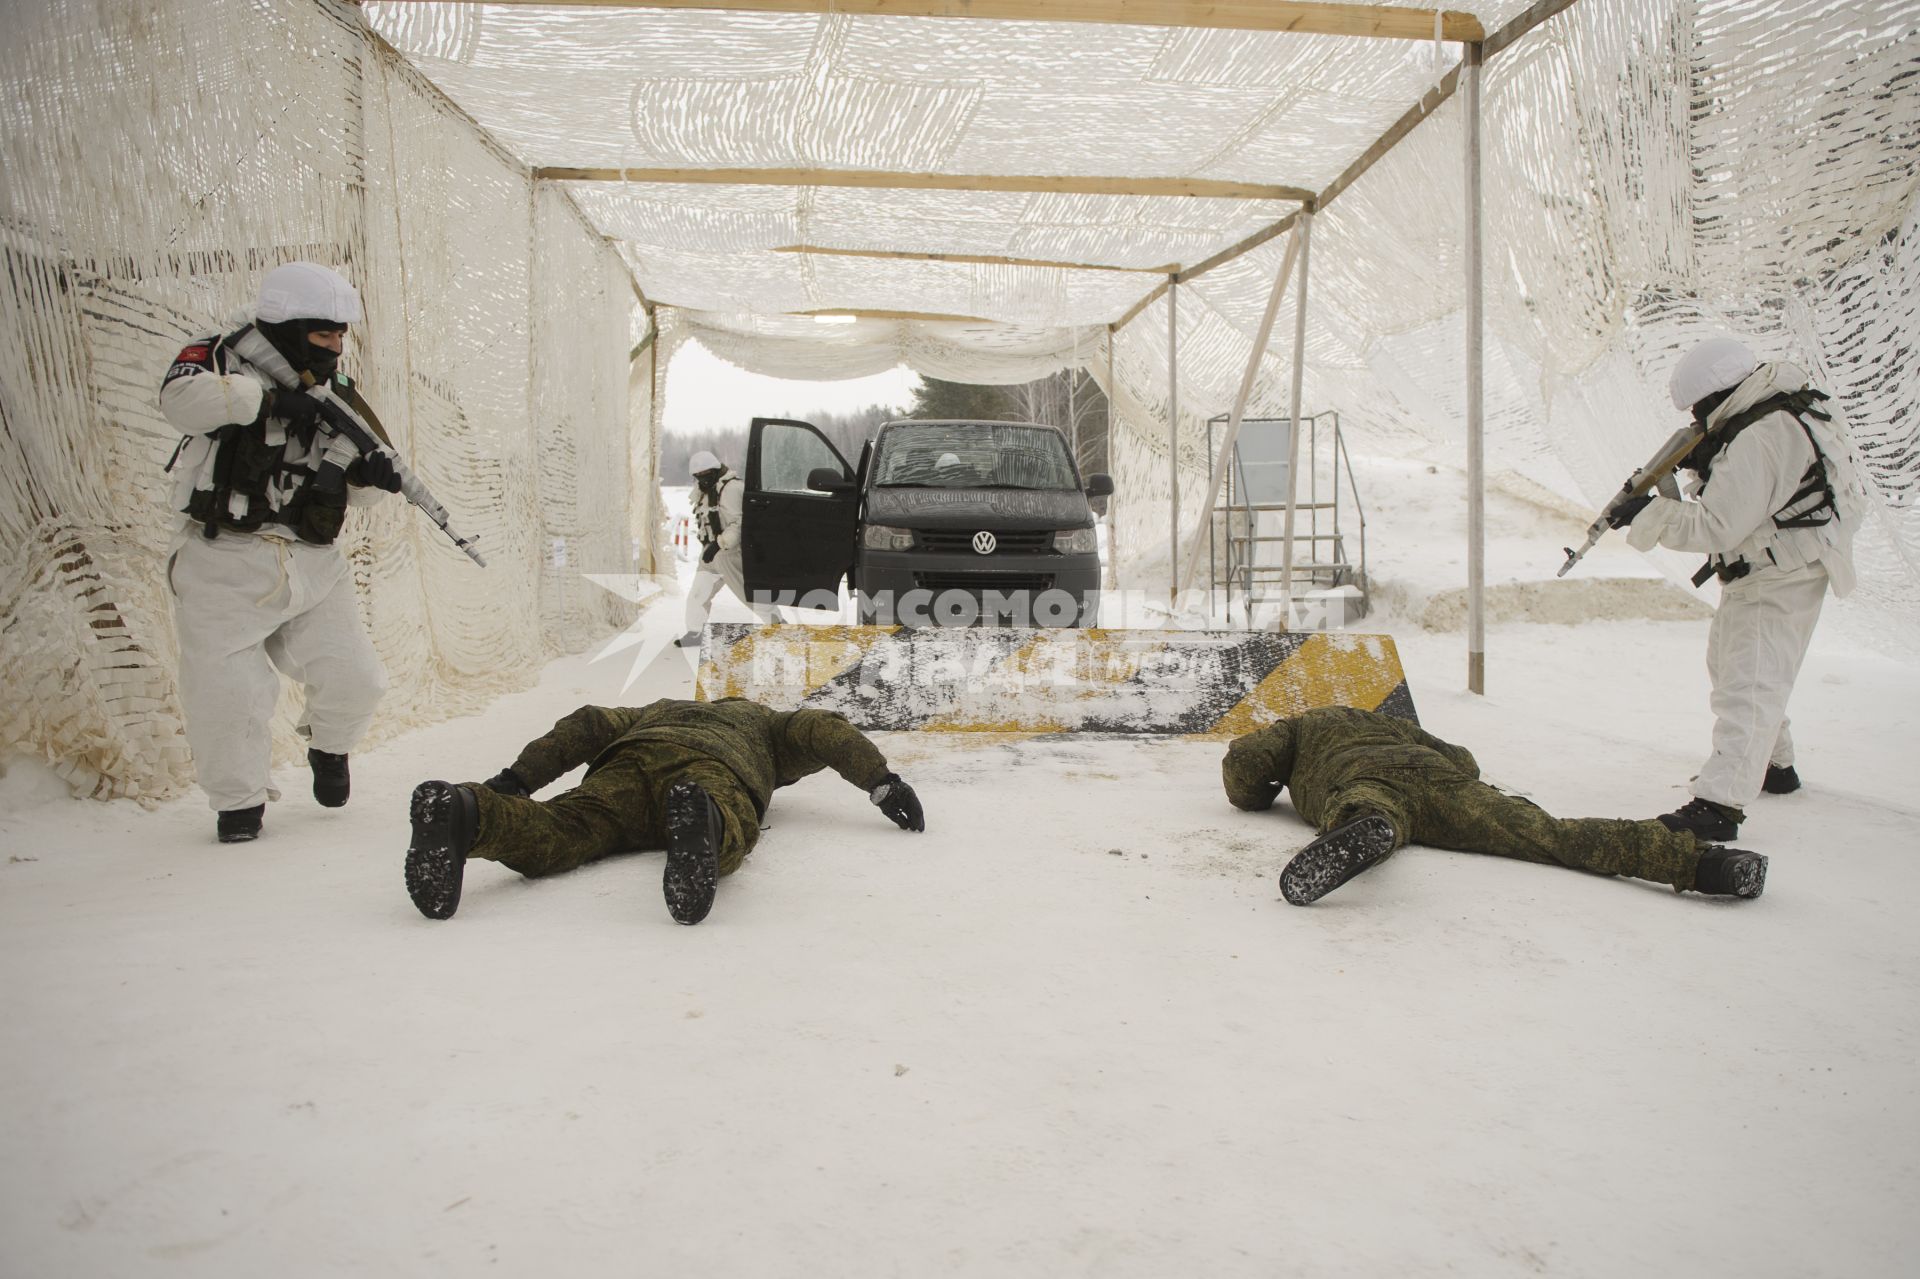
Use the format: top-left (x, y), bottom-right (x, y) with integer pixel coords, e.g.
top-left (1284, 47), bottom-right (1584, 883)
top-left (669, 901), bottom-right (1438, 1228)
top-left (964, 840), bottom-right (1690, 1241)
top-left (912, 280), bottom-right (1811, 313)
top-left (872, 422), bottom-right (1079, 490)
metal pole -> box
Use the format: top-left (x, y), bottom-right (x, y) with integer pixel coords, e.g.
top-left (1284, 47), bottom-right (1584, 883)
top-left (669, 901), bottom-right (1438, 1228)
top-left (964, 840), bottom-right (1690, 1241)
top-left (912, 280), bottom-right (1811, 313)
top-left (1166, 276), bottom-right (1179, 606)
top-left (1465, 42), bottom-right (1486, 694)
top-left (1068, 329), bottom-right (1079, 467)
top-left (1278, 207), bottom-right (1314, 629)
top-left (1174, 224), bottom-right (1303, 598)
top-left (1105, 324), bottom-right (1119, 592)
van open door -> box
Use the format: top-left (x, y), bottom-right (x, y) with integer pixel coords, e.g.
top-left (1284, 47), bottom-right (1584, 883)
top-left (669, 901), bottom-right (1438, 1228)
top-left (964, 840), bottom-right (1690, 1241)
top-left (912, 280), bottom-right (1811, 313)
top-left (742, 417), bottom-right (858, 606)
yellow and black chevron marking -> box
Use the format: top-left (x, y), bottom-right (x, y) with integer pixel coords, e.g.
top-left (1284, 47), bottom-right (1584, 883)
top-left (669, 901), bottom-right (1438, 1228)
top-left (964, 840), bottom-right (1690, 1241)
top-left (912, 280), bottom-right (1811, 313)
top-left (695, 624), bottom-right (1416, 734)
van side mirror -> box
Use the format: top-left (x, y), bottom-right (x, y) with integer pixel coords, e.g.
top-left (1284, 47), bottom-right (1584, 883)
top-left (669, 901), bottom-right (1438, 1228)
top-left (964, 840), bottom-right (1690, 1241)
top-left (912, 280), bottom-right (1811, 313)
top-left (1085, 473), bottom-right (1114, 498)
top-left (807, 467), bottom-right (855, 494)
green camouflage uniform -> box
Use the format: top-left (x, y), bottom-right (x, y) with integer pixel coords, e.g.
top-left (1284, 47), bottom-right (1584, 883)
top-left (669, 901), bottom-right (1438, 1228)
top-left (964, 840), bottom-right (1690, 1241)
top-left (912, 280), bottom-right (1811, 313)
top-left (466, 698), bottom-right (892, 879)
top-left (1222, 705), bottom-right (1705, 890)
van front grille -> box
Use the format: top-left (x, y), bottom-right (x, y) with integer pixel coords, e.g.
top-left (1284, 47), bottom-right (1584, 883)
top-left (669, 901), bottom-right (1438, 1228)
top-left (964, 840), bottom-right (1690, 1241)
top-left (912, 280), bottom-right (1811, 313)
top-left (914, 572), bottom-right (1056, 593)
top-left (915, 529), bottom-right (1053, 555)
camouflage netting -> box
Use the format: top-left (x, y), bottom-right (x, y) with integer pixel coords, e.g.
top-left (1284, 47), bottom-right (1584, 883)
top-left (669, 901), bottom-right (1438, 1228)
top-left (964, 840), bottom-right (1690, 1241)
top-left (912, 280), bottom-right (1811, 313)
top-left (0, 0), bottom-right (656, 800)
top-left (369, 0), bottom-right (1918, 651)
top-left (3, 0), bottom-right (1916, 801)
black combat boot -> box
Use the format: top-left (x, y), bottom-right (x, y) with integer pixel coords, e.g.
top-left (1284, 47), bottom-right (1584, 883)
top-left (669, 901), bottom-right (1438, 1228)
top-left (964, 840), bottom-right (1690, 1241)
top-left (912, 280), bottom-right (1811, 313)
top-left (1690, 846), bottom-right (1768, 899)
top-left (1762, 764), bottom-right (1801, 795)
top-left (1279, 814), bottom-right (1398, 907)
top-left (405, 781), bottom-right (477, 920)
top-left (217, 804), bottom-right (264, 843)
top-left (309, 749), bottom-right (350, 808)
top-left (1657, 797), bottom-right (1742, 842)
top-left (663, 781), bottom-right (723, 925)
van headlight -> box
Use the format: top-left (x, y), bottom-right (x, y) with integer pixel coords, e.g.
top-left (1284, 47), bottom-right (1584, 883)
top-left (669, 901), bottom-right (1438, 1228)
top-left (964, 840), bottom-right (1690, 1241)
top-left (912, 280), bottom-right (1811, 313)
top-left (1054, 527), bottom-right (1097, 554)
top-left (862, 524), bottom-right (916, 551)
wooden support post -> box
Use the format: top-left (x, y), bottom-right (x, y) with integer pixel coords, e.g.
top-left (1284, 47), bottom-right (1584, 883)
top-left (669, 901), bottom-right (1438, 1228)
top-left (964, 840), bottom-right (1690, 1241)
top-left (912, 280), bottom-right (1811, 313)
top-left (1465, 43), bottom-right (1486, 695)
top-left (1277, 209), bottom-right (1314, 629)
top-left (1174, 224), bottom-right (1302, 598)
top-left (1166, 277), bottom-right (1180, 606)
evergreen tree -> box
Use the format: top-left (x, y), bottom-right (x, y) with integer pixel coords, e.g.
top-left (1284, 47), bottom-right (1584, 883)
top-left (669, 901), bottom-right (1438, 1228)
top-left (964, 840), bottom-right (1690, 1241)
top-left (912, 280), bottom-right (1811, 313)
top-left (906, 377), bottom-right (1019, 422)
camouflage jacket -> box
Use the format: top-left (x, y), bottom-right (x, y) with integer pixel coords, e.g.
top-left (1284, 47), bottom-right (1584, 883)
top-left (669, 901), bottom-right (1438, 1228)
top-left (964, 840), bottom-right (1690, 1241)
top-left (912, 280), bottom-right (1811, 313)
top-left (1222, 705), bottom-right (1479, 826)
top-left (508, 697), bottom-right (891, 817)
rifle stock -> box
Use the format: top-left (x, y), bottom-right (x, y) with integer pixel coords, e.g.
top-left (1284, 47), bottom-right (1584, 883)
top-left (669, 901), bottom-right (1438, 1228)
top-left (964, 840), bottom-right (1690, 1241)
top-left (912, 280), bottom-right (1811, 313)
top-left (1557, 423), bottom-right (1704, 577)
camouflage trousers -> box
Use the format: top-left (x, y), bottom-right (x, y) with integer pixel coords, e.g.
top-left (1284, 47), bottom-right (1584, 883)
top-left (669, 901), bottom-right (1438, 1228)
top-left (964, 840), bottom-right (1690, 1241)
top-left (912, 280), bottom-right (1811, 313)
top-left (465, 741), bottom-right (762, 879)
top-left (1324, 778), bottom-right (1704, 891)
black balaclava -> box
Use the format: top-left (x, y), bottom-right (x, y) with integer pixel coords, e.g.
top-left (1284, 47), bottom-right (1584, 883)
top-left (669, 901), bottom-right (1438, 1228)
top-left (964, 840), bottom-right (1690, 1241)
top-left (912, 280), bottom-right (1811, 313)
top-left (1683, 385), bottom-right (1741, 477)
top-left (695, 469), bottom-right (722, 497)
top-left (256, 318), bottom-right (344, 382)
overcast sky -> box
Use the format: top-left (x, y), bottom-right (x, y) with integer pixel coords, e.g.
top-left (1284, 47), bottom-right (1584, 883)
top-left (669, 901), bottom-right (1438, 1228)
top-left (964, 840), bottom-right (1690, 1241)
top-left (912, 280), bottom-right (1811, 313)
top-left (660, 339), bottom-right (921, 436)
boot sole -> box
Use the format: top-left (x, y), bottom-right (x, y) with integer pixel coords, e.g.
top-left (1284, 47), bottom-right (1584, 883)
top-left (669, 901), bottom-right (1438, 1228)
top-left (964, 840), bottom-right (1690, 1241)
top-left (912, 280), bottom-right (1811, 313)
top-left (1280, 815), bottom-right (1397, 907)
top-left (1726, 854), bottom-right (1768, 899)
top-left (664, 782), bottom-right (720, 926)
top-left (405, 782), bottom-right (473, 920)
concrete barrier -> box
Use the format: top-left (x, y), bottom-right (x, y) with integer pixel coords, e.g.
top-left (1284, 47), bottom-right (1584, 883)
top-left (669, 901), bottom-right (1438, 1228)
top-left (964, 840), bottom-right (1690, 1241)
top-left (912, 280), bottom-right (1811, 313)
top-left (695, 624), bottom-right (1416, 733)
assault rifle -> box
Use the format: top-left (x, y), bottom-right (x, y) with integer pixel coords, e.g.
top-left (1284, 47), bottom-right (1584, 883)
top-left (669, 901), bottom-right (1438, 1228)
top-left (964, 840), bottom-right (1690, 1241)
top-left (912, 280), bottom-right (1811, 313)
top-left (1556, 423), bottom-right (1700, 578)
top-left (301, 379), bottom-right (489, 567)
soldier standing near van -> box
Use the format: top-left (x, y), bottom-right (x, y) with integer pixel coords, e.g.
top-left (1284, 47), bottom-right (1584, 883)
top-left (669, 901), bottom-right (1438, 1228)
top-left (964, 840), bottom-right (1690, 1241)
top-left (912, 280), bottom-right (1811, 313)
top-left (676, 450), bottom-right (771, 646)
top-left (1222, 706), bottom-right (1768, 905)
top-left (1610, 338), bottom-right (1868, 842)
top-left (157, 262), bottom-right (400, 843)
top-left (402, 697), bottom-right (925, 925)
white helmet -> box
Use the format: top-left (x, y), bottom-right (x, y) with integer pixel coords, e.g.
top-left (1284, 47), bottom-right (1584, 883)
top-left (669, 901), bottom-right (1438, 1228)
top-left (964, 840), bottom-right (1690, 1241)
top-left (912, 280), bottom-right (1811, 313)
top-left (689, 450), bottom-right (723, 477)
top-left (1668, 337), bottom-right (1758, 410)
top-left (256, 262), bottom-right (362, 325)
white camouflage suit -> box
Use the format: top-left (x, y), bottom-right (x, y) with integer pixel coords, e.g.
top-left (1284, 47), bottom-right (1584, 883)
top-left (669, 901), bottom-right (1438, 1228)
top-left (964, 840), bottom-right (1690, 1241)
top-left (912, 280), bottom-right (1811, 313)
top-left (683, 466), bottom-right (772, 631)
top-left (1626, 358), bottom-right (1866, 812)
top-left (158, 317), bottom-right (391, 813)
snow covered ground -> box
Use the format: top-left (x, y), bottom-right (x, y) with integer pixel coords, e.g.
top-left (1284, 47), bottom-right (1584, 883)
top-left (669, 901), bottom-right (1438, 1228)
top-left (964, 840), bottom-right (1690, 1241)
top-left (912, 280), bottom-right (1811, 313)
top-left (4, 472), bottom-right (1918, 1276)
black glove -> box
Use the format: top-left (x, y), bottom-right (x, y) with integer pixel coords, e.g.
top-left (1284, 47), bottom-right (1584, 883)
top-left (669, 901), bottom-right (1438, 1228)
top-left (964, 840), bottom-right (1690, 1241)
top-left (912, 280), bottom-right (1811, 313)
top-left (265, 387), bottom-right (324, 430)
top-left (870, 773), bottom-right (924, 832)
top-left (351, 448), bottom-right (403, 493)
top-left (701, 540), bottom-right (719, 564)
top-left (483, 768), bottom-right (530, 799)
top-left (1605, 494), bottom-right (1654, 530)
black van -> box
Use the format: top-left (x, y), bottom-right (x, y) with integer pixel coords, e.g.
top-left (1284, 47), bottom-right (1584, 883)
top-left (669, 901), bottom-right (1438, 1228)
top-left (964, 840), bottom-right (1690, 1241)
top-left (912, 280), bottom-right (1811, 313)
top-left (738, 416), bottom-right (1114, 627)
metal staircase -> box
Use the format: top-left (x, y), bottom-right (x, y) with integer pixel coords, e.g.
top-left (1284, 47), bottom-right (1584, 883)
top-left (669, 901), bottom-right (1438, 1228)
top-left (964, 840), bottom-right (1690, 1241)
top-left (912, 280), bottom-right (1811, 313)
top-left (1205, 411), bottom-right (1369, 630)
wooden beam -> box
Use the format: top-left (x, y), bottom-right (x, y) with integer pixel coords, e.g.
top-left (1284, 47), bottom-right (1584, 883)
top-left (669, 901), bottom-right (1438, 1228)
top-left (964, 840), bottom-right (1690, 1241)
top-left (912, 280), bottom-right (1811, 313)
top-left (1483, 0), bottom-right (1585, 58)
top-left (1171, 0), bottom-right (1589, 295)
top-left (398, 1), bottom-right (1486, 43)
top-left (772, 244), bottom-right (1178, 274)
top-left (536, 167), bottom-right (1312, 202)
top-left (794, 308), bottom-right (999, 323)
top-left (1113, 276), bottom-right (1172, 331)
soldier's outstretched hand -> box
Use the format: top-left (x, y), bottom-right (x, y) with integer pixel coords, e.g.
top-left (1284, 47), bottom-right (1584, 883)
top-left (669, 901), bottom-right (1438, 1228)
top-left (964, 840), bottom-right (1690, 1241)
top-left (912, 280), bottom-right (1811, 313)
top-left (482, 767), bottom-right (531, 799)
top-left (870, 773), bottom-right (925, 832)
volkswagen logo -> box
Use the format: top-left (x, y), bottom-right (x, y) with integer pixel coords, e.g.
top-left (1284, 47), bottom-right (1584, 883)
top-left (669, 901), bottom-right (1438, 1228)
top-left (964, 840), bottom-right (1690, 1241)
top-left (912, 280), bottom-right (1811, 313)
top-left (971, 530), bottom-right (997, 555)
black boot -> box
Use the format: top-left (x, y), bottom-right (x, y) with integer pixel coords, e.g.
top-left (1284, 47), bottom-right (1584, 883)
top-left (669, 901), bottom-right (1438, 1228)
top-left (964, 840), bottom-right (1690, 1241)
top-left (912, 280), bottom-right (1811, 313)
top-left (1279, 814), bottom-right (1397, 907)
top-left (1657, 797), bottom-right (1742, 842)
top-left (1691, 846), bottom-right (1768, 899)
top-left (309, 749), bottom-right (350, 808)
top-left (405, 781), bottom-right (477, 920)
top-left (663, 781), bottom-right (722, 925)
top-left (1762, 764), bottom-right (1800, 795)
top-left (217, 804), bottom-right (264, 843)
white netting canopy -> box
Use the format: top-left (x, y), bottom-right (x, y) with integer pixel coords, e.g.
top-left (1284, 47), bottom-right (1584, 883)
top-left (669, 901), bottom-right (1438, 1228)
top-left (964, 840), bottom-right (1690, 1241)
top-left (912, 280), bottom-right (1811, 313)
top-left (365, 0), bottom-right (1920, 643)
top-left (2, 0), bottom-right (1917, 800)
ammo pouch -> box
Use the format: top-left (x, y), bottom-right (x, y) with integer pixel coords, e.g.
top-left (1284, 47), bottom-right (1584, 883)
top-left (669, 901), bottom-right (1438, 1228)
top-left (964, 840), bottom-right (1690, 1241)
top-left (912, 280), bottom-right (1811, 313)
top-left (278, 475), bottom-right (350, 545)
top-left (1691, 557), bottom-right (1752, 588)
top-left (189, 420), bottom-right (347, 545)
